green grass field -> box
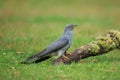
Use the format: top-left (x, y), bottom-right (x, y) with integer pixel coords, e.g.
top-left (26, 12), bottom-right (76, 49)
top-left (0, 0), bottom-right (120, 80)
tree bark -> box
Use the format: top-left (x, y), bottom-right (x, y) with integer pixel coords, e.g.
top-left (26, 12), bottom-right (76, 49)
top-left (52, 30), bottom-right (120, 65)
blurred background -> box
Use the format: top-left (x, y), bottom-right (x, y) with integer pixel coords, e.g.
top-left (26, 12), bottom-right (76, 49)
top-left (0, 0), bottom-right (120, 51)
top-left (0, 0), bottom-right (120, 80)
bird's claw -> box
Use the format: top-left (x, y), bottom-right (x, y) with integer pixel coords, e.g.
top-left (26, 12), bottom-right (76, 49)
top-left (62, 55), bottom-right (69, 60)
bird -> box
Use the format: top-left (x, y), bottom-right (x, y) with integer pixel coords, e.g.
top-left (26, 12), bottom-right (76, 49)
top-left (21, 24), bottom-right (77, 64)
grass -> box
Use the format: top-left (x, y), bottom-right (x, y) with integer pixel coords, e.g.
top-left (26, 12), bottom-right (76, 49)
top-left (0, 0), bottom-right (120, 80)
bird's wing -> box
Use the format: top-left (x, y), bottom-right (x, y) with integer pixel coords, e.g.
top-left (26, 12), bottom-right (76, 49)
top-left (41, 36), bottom-right (69, 56)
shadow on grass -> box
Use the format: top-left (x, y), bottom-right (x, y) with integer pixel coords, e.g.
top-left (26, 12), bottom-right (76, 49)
top-left (20, 56), bottom-right (51, 64)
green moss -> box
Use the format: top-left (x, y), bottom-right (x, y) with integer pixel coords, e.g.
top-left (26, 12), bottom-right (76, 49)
top-left (95, 30), bottom-right (120, 51)
top-left (116, 31), bottom-right (120, 42)
top-left (89, 42), bottom-right (100, 53)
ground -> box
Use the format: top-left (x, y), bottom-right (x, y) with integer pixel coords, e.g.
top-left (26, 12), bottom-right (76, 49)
top-left (0, 0), bottom-right (120, 80)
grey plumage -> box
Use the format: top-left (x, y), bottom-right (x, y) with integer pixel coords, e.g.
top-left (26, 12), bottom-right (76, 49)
top-left (21, 24), bottom-right (77, 64)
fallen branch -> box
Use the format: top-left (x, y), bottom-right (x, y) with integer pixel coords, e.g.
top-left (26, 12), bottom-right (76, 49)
top-left (52, 30), bottom-right (120, 65)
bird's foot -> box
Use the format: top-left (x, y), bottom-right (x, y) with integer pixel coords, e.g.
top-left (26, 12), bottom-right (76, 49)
top-left (62, 55), bottom-right (69, 60)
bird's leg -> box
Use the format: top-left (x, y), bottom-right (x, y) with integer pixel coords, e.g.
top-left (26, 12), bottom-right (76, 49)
top-left (55, 51), bottom-right (63, 59)
top-left (62, 51), bottom-right (69, 60)
top-left (55, 50), bottom-right (67, 59)
top-left (55, 51), bottom-right (69, 60)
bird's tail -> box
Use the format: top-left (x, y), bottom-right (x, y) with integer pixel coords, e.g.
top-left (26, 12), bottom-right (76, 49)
top-left (21, 48), bottom-right (48, 64)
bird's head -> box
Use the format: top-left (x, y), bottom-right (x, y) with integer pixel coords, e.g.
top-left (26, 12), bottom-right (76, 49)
top-left (64, 24), bottom-right (77, 33)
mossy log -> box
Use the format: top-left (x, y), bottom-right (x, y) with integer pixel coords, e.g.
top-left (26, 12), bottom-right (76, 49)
top-left (52, 30), bottom-right (120, 65)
